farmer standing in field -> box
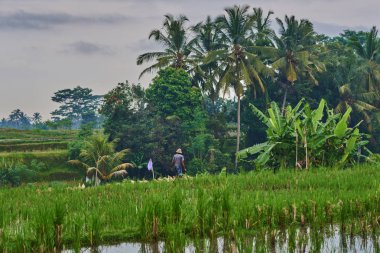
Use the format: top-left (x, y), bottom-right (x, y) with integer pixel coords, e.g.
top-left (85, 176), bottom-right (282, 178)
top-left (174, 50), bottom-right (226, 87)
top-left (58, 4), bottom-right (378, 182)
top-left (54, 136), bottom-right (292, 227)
top-left (172, 148), bottom-right (186, 177)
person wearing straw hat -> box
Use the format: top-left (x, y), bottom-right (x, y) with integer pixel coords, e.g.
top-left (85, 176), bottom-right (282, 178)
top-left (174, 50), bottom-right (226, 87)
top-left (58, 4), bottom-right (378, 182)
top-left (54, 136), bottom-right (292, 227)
top-left (172, 148), bottom-right (186, 177)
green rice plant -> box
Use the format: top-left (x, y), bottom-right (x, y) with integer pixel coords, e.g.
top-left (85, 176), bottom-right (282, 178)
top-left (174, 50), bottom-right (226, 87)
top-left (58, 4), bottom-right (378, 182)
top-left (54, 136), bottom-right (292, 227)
top-left (235, 235), bottom-right (253, 253)
top-left (310, 228), bottom-right (323, 252)
top-left (0, 164), bottom-right (378, 250)
top-left (71, 219), bottom-right (83, 253)
top-left (278, 207), bottom-right (289, 230)
top-left (53, 201), bottom-right (66, 249)
top-left (192, 237), bottom-right (207, 252)
top-left (221, 188), bottom-right (232, 233)
top-left (164, 224), bottom-right (187, 252)
top-left (33, 206), bottom-right (55, 251)
top-left (138, 197), bottom-right (163, 241)
top-left (0, 141), bottom-right (69, 152)
top-left (196, 188), bottom-right (208, 236)
top-left (0, 228), bottom-right (5, 252)
top-left (88, 214), bottom-right (102, 247)
top-left (296, 227), bottom-right (308, 252)
top-left (170, 189), bottom-right (183, 224)
top-left (288, 225), bottom-right (297, 252)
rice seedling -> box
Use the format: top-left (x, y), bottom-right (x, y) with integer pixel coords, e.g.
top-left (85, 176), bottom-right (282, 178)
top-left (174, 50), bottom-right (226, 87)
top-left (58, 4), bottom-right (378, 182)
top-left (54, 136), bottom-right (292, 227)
top-left (0, 164), bottom-right (378, 251)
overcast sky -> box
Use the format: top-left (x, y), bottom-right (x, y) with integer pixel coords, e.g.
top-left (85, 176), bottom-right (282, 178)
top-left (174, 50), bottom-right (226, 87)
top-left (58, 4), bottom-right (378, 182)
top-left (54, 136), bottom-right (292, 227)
top-left (0, 0), bottom-right (379, 119)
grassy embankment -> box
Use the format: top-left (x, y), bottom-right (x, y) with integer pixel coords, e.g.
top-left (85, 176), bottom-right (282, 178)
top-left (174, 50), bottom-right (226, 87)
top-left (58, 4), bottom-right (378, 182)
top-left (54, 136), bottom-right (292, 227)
top-left (0, 128), bottom-right (81, 181)
top-left (0, 164), bottom-right (379, 252)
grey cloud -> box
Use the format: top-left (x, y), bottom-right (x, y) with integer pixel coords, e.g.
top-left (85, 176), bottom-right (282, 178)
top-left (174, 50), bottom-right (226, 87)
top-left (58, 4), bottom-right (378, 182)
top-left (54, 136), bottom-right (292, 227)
top-left (313, 21), bottom-right (370, 36)
top-left (64, 41), bottom-right (114, 55)
top-left (0, 10), bottom-right (128, 30)
top-left (129, 38), bottom-right (163, 52)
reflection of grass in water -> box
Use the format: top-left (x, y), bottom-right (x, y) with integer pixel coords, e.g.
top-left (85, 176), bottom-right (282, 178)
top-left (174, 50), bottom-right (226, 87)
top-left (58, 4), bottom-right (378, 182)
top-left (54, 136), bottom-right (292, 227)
top-left (65, 228), bottom-right (379, 253)
top-left (0, 164), bottom-right (379, 251)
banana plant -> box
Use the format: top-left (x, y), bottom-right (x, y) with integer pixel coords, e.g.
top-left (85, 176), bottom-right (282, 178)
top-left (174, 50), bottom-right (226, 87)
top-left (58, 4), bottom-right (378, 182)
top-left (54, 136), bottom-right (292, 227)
top-left (238, 99), bottom-right (369, 169)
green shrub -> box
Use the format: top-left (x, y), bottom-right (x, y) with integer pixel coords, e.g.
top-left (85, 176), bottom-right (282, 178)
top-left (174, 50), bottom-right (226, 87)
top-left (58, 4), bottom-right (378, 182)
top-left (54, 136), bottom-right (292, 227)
top-left (0, 163), bottom-right (38, 187)
top-left (238, 99), bottom-right (370, 169)
top-left (188, 158), bottom-right (207, 176)
top-left (68, 140), bottom-right (84, 160)
top-left (0, 168), bottom-right (21, 187)
top-left (30, 159), bottom-right (47, 172)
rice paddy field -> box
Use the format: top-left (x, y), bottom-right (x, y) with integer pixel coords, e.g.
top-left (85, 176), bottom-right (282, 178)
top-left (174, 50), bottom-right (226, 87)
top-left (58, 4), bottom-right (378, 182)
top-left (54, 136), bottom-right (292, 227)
top-left (0, 164), bottom-right (379, 252)
top-left (0, 128), bottom-right (81, 182)
top-left (0, 128), bottom-right (75, 145)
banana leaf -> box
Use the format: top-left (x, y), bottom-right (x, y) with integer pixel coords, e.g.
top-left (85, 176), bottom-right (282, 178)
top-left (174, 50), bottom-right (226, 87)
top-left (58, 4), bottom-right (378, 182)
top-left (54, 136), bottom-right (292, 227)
top-left (238, 142), bottom-right (268, 159)
top-left (334, 107), bottom-right (352, 138)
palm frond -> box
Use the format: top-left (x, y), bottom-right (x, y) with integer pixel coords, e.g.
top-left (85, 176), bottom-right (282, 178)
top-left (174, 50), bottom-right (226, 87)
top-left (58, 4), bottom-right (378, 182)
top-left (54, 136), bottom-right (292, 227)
top-left (136, 52), bottom-right (167, 65)
top-left (110, 163), bottom-right (135, 173)
top-left (67, 160), bottom-right (90, 172)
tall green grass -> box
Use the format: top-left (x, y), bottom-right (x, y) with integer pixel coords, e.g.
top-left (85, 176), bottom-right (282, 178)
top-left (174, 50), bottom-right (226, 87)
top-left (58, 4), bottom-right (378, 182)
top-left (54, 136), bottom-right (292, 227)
top-left (0, 164), bottom-right (379, 251)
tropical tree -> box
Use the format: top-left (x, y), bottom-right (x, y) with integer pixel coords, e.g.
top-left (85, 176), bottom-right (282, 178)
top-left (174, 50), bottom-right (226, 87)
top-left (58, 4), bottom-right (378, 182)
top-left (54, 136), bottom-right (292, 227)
top-left (269, 15), bottom-right (325, 113)
top-left (145, 67), bottom-right (202, 121)
top-left (191, 16), bottom-right (225, 112)
top-left (251, 7), bottom-right (275, 47)
top-left (51, 86), bottom-right (102, 127)
top-left (349, 26), bottom-right (380, 95)
top-left (335, 84), bottom-right (378, 131)
top-left (207, 5), bottom-right (272, 167)
top-left (32, 112), bottom-right (42, 125)
top-left (68, 133), bottom-right (134, 185)
top-left (136, 14), bottom-right (196, 79)
top-left (100, 81), bottom-right (147, 151)
top-left (8, 109), bottom-right (31, 129)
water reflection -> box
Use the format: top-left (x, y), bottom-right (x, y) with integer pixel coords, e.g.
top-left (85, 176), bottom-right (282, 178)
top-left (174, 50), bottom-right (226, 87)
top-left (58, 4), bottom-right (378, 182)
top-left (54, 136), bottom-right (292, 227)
top-left (63, 228), bottom-right (380, 253)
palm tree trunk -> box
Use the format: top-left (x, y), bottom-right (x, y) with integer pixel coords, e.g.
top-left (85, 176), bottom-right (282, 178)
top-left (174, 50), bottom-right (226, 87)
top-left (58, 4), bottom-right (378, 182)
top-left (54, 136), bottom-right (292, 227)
top-left (211, 96), bottom-right (217, 115)
top-left (281, 83), bottom-right (289, 115)
top-left (235, 95), bottom-right (241, 170)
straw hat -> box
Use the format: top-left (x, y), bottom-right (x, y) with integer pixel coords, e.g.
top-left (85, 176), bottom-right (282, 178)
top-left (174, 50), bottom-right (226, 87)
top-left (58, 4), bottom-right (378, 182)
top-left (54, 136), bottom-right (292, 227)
top-left (176, 148), bottom-right (182, 154)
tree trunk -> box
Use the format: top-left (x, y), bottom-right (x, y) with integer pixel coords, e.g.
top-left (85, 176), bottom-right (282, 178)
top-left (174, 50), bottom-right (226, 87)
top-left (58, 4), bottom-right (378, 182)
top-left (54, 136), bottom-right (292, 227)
top-left (304, 128), bottom-right (308, 170)
top-left (295, 128), bottom-right (299, 169)
top-left (234, 95), bottom-right (241, 170)
top-left (212, 97), bottom-right (217, 116)
top-left (281, 83), bottom-right (289, 116)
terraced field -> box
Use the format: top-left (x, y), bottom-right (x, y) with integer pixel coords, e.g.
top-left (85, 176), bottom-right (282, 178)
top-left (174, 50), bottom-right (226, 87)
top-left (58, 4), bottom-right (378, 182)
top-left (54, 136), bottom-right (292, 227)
top-left (0, 128), bottom-right (81, 183)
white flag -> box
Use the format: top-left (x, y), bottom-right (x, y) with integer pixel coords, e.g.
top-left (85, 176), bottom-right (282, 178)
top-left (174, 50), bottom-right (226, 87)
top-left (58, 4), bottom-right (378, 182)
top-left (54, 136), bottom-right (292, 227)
top-left (147, 159), bottom-right (153, 171)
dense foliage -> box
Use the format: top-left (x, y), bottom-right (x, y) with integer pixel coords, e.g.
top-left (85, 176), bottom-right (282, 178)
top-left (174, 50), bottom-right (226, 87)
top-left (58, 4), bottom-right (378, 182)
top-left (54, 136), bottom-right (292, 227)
top-left (95, 5), bottom-right (380, 174)
top-left (100, 68), bottom-right (232, 176)
top-left (130, 5), bottom-right (380, 172)
top-left (238, 99), bottom-right (370, 169)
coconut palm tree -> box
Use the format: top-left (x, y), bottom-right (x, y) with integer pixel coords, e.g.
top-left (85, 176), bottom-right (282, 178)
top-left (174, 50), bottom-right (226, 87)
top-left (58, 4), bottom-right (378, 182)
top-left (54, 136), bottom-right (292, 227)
top-left (68, 133), bottom-right (134, 185)
top-left (349, 26), bottom-right (380, 95)
top-left (191, 16), bottom-right (225, 113)
top-left (251, 7), bottom-right (275, 47)
top-left (206, 5), bottom-right (273, 167)
top-left (335, 84), bottom-right (378, 131)
top-left (270, 15), bottom-right (325, 113)
top-left (136, 14), bottom-right (195, 79)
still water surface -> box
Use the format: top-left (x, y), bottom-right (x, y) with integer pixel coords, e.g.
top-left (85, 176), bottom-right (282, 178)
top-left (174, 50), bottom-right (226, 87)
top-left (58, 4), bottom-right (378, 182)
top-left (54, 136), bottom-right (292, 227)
top-left (63, 227), bottom-right (380, 252)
